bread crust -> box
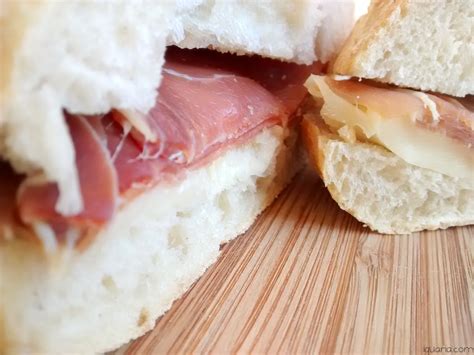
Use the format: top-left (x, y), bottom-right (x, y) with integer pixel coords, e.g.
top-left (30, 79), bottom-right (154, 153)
top-left (332, 0), bottom-right (406, 75)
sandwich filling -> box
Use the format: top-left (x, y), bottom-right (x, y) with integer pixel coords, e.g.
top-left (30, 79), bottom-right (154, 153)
top-left (305, 75), bottom-right (474, 179)
top-left (0, 48), bottom-right (320, 250)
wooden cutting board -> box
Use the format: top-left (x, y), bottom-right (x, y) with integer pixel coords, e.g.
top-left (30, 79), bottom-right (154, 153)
top-left (117, 169), bottom-right (473, 354)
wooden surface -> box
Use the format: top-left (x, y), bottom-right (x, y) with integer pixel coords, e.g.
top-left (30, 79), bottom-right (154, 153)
top-left (118, 170), bottom-right (473, 354)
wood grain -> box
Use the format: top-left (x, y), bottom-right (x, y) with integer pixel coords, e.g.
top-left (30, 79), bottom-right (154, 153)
top-left (117, 170), bottom-right (473, 354)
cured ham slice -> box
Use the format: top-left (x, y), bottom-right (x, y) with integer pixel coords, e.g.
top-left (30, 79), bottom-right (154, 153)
top-left (5, 48), bottom-right (319, 247)
top-left (136, 62), bottom-right (285, 163)
top-left (17, 115), bottom-right (118, 237)
top-left (164, 47), bottom-right (322, 114)
top-left (0, 163), bottom-right (24, 241)
top-left (101, 114), bottom-right (171, 195)
top-left (322, 77), bottom-right (474, 148)
top-left (305, 75), bottom-right (474, 179)
top-left (110, 49), bottom-right (319, 195)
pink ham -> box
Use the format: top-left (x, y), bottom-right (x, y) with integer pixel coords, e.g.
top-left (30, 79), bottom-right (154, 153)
top-left (101, 113), bottom-right (171, 195)
top-left (107, 49), bottom-right (318, 194)
top-left (10, 48), bottom-right (320, 246)
top-left (0, 163), bottom-right (24, 241)
top-left (137, 61), bottom-right (285, 163)
top-left (17, 115), bottom-right (118, 236)
top-left (325, 77), bottom-right (474, 148)
top-left (164, 47), bottom-right (321, 114)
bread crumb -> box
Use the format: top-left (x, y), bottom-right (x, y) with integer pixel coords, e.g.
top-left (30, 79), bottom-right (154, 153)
top-left (337, 125), bottom-right (357, 144)
top-left (137, 308), bottom-right (149, 327)
top-left (332, 74), bottom-right (351, 81)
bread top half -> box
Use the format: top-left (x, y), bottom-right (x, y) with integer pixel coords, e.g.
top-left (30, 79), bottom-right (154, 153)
top-left (332, 0), bottom-right (474, 98)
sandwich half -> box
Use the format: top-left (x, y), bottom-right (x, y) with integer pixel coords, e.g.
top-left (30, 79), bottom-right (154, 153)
top-left (0, 1), bottom-right (356, 353)
top-left (302, 0), bottom-right (474, 234)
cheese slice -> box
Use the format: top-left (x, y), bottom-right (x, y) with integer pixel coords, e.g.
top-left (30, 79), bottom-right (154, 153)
top-left (305, 75), bottom-right (474, 179)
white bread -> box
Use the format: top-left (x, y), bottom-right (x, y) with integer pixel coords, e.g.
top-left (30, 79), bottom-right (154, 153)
top-left (302, 118), bottom-right (474, 234)
top-left (1, 125), bottom-right (300, 354)
top-left (170, 0), bottom-right (356, 64)
top-left (0, 0), bottom-right (357, 217)
top-left (333, 0), bottom-right (474, 97)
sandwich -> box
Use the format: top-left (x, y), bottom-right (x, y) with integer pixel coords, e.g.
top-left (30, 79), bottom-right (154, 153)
top-left (302, 0), bottom-right (474, 234)
top-left (0, 1), bottom-right (357, 353)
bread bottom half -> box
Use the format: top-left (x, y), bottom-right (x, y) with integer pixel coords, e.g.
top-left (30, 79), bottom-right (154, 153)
top-left (302, 118), bottom-right (474, 234)
top-left (1, 125), bottom-right (300, 354)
